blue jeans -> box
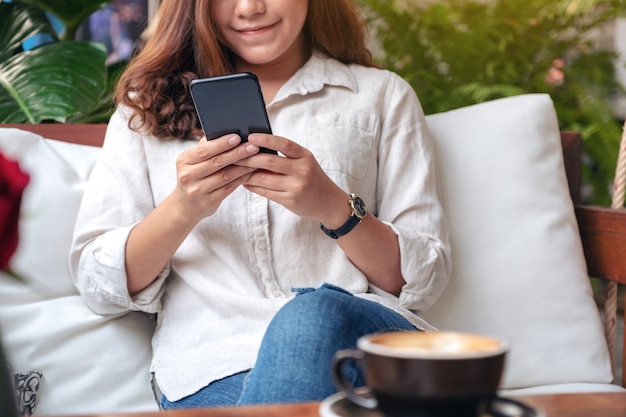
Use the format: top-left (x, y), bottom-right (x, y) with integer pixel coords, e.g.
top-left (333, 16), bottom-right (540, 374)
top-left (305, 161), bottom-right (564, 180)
top-left (160, 284), bottom-right (417, 409)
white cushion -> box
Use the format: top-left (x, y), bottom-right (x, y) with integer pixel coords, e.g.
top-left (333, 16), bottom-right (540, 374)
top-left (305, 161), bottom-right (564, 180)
top-left (422, 94), bottom-right (614, 389)
top-left (0, 275), bottom-right (157, 414)
top-left (0, 129), bottom-right (158, 414)
top-left (0, 129), bottom-right (100, 296)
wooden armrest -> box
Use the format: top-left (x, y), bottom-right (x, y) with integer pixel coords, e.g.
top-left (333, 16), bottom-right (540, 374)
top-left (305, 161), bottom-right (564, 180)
top-left (562, 131), bottom-right (625, 387)
top-left (0, 123), bottom-right (106, 147)
top-left (560, 131), bottom-right (626, 284)
top-left (580, 204), bottom-right (626, 388)
top-left (575, 205), bottom-right (626, 285)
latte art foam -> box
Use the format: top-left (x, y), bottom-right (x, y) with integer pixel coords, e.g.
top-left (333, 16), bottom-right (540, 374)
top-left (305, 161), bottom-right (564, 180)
top-left (361, 332), bottom-right (506, 359)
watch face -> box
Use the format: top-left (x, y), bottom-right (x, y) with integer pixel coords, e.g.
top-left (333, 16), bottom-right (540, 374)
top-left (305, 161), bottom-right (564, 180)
top-left (352, 196), bottom-right (367, 218)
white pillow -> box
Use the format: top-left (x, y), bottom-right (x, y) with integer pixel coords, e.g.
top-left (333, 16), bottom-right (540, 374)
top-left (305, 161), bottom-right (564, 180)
top-left (0, 129), bottom-right (158, 414)
top-left (422, 94), bottom-right (614, 389)
top-left (0, 275), bottom-right (157, 414)
top-left (0, 128), bottom-right (100, 296)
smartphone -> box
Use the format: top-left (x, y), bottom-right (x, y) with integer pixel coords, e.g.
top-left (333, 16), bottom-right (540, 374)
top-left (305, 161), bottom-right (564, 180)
top-left (190, 72), bottom-right (276, 154)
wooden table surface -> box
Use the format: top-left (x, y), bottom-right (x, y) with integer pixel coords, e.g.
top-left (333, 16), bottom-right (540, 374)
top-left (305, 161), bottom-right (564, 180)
top-left (41, 392), bottom-right (626, 417)
top-left (518, 392), bottom-right (626, 417)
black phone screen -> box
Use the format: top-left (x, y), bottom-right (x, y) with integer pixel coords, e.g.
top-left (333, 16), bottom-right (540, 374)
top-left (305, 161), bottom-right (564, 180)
top-left (190, 72), bottom-right (276, 154)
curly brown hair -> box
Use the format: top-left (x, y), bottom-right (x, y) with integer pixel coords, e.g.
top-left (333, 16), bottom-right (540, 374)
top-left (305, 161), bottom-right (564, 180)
top-left (114, 0), bottom-right (375, 139)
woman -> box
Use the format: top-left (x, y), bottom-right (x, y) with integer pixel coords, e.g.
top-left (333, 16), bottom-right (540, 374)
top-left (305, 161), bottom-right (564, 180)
top-left (70, 0), bottom-right (451, 409)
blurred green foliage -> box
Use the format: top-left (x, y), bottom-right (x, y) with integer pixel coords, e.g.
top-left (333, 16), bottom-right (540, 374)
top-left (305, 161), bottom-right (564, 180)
top-left (3, 0), bottom-right (626, 203)
top-left (0, 0), bottom-right (121, 124)
top-left (357, 0), bottom-right (626, 205)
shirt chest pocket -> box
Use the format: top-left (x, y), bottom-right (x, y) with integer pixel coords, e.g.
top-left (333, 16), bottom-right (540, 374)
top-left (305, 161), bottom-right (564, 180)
top-left (305, 113), bottom-right (379, 181)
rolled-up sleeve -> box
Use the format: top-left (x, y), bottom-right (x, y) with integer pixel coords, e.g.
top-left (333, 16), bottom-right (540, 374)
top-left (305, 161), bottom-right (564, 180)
top-left (389, 222), bottom-right (450, 311)
top-left (69, 108), bottom-right (168, 315)
top-left (376, 74), bottom-right (452, 311)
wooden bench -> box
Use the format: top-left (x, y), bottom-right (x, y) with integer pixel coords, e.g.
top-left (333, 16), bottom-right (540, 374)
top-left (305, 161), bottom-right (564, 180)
top-left (2, 123), bottom-right (625, 387)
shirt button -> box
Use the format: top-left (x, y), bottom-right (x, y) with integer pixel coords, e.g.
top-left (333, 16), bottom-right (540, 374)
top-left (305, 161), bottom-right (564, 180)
top-left (273, 291), bottom-right (283, 298)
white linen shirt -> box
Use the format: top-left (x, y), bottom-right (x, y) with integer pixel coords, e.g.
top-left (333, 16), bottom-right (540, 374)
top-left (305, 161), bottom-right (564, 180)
top-left (69, 53), bottom-right (451, 401)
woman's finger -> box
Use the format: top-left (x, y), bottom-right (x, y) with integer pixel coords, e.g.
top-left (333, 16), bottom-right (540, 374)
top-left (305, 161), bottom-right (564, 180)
top-left (248, 133), bottom-right (306, 159)
top-left (183, 134), bottom-right (243, 165)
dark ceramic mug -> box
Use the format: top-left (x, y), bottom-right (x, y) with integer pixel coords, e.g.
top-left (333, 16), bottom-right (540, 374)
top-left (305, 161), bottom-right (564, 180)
top-left (332, 331), bottom-right (514, 417)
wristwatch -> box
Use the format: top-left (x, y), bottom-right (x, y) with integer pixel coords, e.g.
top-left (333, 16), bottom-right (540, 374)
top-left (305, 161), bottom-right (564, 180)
top-left (320, 194), bottom-right (367, 239)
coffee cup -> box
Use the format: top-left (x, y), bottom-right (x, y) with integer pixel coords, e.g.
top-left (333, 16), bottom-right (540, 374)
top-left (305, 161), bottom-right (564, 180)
top-left (331, 331), bottom-right (510, 417)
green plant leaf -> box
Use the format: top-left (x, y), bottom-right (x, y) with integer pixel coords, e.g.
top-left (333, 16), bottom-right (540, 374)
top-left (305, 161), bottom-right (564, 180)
top-left (0, 2), bottom-right (56, 62)
top-left (68, 60), bottom-right (127, 123)
top-left (0, 41), bottom-right (107, 123)
top-left (14, 0), bottom-right (112, 40)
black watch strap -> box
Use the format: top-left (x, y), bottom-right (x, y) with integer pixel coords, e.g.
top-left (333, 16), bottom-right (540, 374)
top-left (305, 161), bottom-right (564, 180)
top-left (320, 215), bottom-right (361, 239)
top-left (320, 194), bottom-right (366, 239)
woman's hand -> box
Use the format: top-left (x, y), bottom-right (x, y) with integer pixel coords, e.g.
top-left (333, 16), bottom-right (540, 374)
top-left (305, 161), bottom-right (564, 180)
top-left (239, 133), bottom-right (406, 296)
top-left (125, 133), bottom-right (259, 295)
top-left (238, 133), bottom-right (350, 227)
top-left (172, 134), bottom-right (260, 223)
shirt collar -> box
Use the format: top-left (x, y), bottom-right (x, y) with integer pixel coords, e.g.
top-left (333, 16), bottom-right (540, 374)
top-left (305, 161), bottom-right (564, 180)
top-left (271, 52), bottom-right (358, 105)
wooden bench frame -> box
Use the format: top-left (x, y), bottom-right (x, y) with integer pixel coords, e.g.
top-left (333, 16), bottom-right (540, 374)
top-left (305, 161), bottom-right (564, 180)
top-left (2, 123), bottom-right (625, 387)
